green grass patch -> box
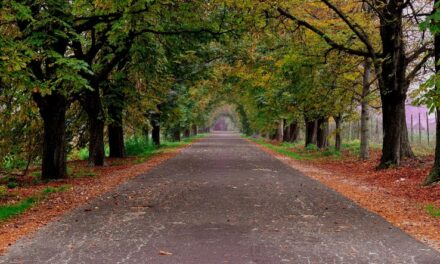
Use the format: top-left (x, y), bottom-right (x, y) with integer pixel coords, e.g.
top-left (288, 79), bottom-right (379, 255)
top-left (125, 137), bottom-right (156, 156)
top-left (0, 197), bottom-right (37, 221)
top-left (0, 184), bottom-right (73, 221)
top-left (426, 204), bottom-right (440, 217)
top-left (71, 168), bottom-right (96, 178)
top-left (40, 184), bottom-right (71, 195)
top-left (245, 135), bottom-right (356, 160)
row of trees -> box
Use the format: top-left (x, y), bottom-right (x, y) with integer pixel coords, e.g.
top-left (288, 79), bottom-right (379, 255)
top-left (0, 0), bottom-right (239, 180)
top-left (2, 1), bottom-right (440, 185)
top-left (214, 0), bottom-right (440, 184)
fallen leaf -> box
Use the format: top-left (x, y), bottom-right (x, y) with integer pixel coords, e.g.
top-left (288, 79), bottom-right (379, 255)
top-left (159, 250), bottom-right (173, 256)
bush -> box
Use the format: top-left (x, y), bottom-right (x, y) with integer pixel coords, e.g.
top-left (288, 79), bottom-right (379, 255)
top-left (2, 154), bottom-right (27, 171)
top-left (125, 137), bottom-right (156, 156)
top-left (305, 144), bottom-right (319, 151)
top-left (322, 147), bottom-right (341, 157)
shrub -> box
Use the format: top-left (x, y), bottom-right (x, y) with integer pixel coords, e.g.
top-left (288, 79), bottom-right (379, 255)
top-left (125, 137), bottom-right (156, 156)
top-left (305, 144), bottom-right (319, 151)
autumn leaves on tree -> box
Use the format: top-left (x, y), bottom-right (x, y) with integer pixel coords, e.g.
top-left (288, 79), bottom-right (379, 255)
top-left (1, 1), bottom-right (440, 185)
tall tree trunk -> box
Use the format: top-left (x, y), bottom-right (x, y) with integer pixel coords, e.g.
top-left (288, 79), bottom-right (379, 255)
top-left (400, 111), bottom-right (415, 158)
top-left (34, 93), bottom-right (68, 180)
top-left (84, 89), bottom-right (105, 166)
top-left (107, 90), bottom-right (125, 158)
top-left (360, 59), bottom-right (371, 160)
top-left (305, 118), bottom-right (317, 147)
top-left (377, 3), bottom-right (407, 168)
top-left (288, 122), bottom-right (299, 142)
top-left (173, 128), bottom-right (181, 142)
top-left (108, 125), bottom-right (124, 158)
top-left (316, 117), bottom-right (328, 149)
top-left (192, 124), bottom-right (198, 136)
top-left (283, 119), bottom-right (290, 142)
top-left (277, 119), bottom-right (284, 142)
top-left (151, 114), bottom-right (160, 147)
top-left (334, 115), bottom-right (342, 152)
top-left (184, 128), bottom-right (191, 138)
top-left (426, 0), bottom-right (440, 184)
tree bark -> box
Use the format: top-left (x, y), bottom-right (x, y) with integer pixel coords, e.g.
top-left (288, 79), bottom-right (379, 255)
top-left (316, 117), bottom-right (328, 149)
top-left (84, 89), bottom-right (105, 166)
top-left (426, 0), bottom-right (440, 184)
top-left (172, 128), bottom-right (181, 142)
top-left (107, 92), bottom-right (125, 158)
top-left (288, 122), bottom-right (299, 142)
top-left (151, 114), bottom-right (161, 147)
top-left (184, 128), bottom-right (191, 138)
top-left (34, 93), bottom-right (68, 180)
top-left (360, 59), bottom-right (371, 160)
top-left (192, 124), bottom-right (198, 136)
top-left (108, 124), bottom-right (125, 158)
top-left (277, 119), bottom-right (284, 142)
top-left (377, 3), bottom-right (407, 168)
top-left (305, 119), bottom-right (317, 147)
top-left (400, 111), bottom-right (415, 158)
top-left (283, 119), bottom-right (290, 142)
top-left (334, 115), bottom-right (342, 152)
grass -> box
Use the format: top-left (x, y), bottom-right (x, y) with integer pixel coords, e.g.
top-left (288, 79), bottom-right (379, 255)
top-left (426, 204), bottom-right (440, 218)
top-left (0, 134), bottom-right (205, 222)
top-left (71, 168), bottom-right (96, 178)
top-left (40, 184), bottom-right (71, 195)
top-left (0, 197), bottom-right (37, 221)
top-left (244, 135), bottom-right (375, 161)
top-left (0, 184), bottom-right (72, 222)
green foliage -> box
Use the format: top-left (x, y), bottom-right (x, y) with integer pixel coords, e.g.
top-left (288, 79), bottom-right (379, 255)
top-left (0, 197), bottom-right (36, 221)
top-left (41, 185), bottom-right (71, 195)
top-left (125, 137), bottom-right (156, 157)
top-left (426, 204), bottom-right (440, 218)
top-left (71, 168), bottom-right (96, 178)
top-left (322, 147), bottom-right (341, 157)
top-left (305, 144), bottom-right (319, 151)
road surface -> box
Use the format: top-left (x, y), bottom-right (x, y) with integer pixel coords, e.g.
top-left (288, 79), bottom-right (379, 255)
top-left (1, 132), bottom-right (439, 263)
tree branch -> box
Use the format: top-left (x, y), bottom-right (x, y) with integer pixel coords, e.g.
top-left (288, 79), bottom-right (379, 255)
top-left (277, 7), bottom-right (372, 58)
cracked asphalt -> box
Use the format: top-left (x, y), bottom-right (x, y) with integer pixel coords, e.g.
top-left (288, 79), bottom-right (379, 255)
top-left (1, 132), bottom-right (440, 264)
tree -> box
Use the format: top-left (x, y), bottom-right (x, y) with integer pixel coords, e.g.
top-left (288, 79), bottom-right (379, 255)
top-left (276, 0), bottom-right (432, 167)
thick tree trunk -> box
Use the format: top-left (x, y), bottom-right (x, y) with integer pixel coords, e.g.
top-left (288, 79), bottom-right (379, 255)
top-left (288, 122), bottom-right (299, 142)
top-left (360, 59), bottom-right (371, 160)
top-left (379, 96), bottom-right (405, 168)
top-left (400, 111), bottom-right (415, 158)
top-left (192, 124), bottom-right (198, 136)
top-left (172, 128), bottom-right (181, 142)
top-left (151, 115), bottom-right (160, 147)
top-left (85, 89), bottom-right (105, 166)
top-left (107, 86), bottom-right (125, 158)
top-left (283, 119), bottom-right (290, 142)
top-left (277, 119), bottom-right (284, 142)
top-left (305, 119), bottom-right (317, 147)
top-left (316, 117), bottom-right (328, 149)
top-left (426, 0), bottom-right (440, 184)
top-left (184, 128), bottom-right (191, 138)
top-left (35, 93), bottom-right (68, 180)
top-left (378, 3), bottom-right (407, 168)
top-left (334, 115), bottom-right (342, 152)
top-left (108, 124), bottom-right (124, 158)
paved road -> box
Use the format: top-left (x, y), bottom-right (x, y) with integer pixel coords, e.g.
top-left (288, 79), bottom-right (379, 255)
top-left (2, 132), bottom-right (440, 264)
